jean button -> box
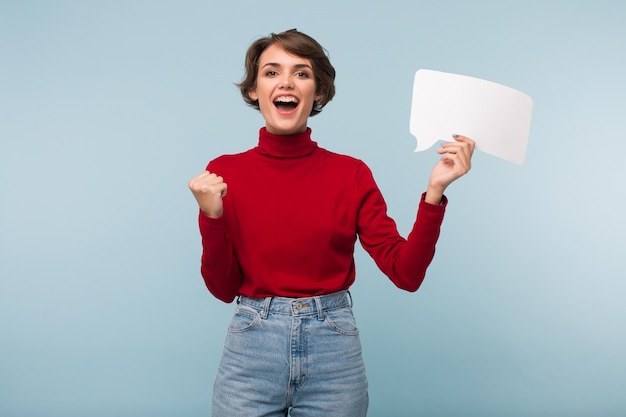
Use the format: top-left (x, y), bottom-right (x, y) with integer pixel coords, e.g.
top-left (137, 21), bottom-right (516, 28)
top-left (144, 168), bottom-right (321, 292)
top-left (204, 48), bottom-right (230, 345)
top-left (295, 302), bottom-right (303, 309)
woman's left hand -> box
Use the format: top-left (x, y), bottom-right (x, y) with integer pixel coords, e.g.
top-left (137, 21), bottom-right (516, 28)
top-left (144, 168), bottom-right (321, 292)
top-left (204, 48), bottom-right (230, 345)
top-left (424, 135), bottom-right (475, 204)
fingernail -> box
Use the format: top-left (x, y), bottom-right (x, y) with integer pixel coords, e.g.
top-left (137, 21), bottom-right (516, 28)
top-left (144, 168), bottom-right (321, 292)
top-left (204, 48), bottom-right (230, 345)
top-left (452, 134), bottom-right (459, 138)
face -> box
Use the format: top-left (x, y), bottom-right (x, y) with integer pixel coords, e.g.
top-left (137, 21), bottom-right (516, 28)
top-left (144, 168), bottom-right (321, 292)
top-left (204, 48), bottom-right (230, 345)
top-left (248, 44), bottom-right (321, 135)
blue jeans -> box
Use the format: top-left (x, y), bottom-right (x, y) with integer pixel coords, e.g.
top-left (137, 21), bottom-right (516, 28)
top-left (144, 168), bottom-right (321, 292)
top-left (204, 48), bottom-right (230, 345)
top-left (212, 291), bottom-right (369, 417)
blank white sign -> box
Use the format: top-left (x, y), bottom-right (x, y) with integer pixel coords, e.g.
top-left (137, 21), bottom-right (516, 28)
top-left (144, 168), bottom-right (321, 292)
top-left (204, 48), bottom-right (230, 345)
top-left (410, 69), bottom-right (533, 165)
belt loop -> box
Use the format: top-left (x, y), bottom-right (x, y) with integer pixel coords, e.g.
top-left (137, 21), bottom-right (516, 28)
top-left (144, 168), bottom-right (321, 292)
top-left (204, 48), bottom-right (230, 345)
top-left (314, 296), bottom-right (324, 320)
top-left (347, 290), bottom-right (353, 308)
top-left (260, 297), bottom-right (272, 319)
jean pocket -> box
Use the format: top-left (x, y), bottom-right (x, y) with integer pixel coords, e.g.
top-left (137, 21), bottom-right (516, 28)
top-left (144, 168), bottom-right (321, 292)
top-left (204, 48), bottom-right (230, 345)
top-left (228, 305), bottom-right (261, 333)
top-left (324, 307), bottom-right (359, 336)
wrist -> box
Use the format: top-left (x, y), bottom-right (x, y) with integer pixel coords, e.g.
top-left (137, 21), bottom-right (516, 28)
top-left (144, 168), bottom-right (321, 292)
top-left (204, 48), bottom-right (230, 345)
top-left (200, 205), bottom-right (223, 219)
top-left (425, 185), bottom-right (446, 205)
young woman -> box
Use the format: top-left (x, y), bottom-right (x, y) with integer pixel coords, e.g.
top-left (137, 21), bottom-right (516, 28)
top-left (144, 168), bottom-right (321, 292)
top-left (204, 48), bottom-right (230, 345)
top-left (188, 29), bottom-right (474, 417)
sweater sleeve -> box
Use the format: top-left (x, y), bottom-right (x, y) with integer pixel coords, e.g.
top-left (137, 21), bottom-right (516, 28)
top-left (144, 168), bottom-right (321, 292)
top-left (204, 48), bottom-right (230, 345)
top-left (197, 202), bottom-right (243, 304)
top-left (356, 163), bottom-right (446, 292)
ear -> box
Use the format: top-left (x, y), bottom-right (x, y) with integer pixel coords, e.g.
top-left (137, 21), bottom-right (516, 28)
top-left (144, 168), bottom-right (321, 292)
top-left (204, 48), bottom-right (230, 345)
top-left (248, 88), bottom-right (258, 101)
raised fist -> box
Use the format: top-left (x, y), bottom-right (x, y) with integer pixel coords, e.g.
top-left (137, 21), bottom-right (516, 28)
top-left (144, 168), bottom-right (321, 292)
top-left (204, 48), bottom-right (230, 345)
top-left (188, 171), bottom-right (227, 218)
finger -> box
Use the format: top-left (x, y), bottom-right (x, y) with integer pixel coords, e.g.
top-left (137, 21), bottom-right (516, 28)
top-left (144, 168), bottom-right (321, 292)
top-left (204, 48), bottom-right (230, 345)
top-left (188, 170), bottom-right (212, 186)
top-left (202, 180), bottom-right (226, 195)
top-left (451, 134), bottom-right (476, 153)
top-left (440, 138), bottom-right (474, 159)
top-left (199, 172), bottom-right (224, 187)
top-left (215, 182), bottom-right (227, 198)
top-left (440, 148), bottom-right (471, 170)
top-left (189, 174), bottom-right (226, 196)
top-left (444, 136), bottom-right (474, 147)
top-left (451, 134), bottom-right (472, 141)
top-left (438, 142), bottom-right (466, 154)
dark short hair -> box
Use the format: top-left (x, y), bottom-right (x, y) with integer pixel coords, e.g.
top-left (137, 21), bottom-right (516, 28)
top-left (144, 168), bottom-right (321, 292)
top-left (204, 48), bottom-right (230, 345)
top-left (237, 29), bottom-right (336, 116)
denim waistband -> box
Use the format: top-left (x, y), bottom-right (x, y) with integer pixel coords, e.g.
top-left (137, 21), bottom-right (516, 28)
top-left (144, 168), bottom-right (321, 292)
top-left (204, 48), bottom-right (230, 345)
top-left (237, 290), bottom-right (352, 319)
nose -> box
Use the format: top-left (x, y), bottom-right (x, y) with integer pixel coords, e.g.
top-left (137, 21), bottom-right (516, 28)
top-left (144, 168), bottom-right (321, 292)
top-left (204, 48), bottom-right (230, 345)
top-left (279, 74), bottom-right (294, 89)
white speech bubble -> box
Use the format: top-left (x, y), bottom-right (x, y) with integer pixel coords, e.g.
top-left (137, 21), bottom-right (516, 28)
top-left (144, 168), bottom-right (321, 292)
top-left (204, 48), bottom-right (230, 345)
top-left (409, 69), bottom-right (533, 165)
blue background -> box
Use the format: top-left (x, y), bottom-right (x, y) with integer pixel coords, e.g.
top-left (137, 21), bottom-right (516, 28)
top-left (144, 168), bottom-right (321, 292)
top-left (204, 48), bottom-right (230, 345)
top-left (1, 1), bottom-right (625, 416)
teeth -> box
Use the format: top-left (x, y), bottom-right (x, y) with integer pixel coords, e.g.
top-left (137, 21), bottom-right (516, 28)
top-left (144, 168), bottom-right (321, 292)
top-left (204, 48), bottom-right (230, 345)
top-left (274, 96), bottom-right (298, 103)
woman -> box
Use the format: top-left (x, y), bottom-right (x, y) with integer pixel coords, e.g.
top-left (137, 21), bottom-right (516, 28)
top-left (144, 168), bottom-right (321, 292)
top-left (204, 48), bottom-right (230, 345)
top-left (188, 29), bottom-right (474, 417)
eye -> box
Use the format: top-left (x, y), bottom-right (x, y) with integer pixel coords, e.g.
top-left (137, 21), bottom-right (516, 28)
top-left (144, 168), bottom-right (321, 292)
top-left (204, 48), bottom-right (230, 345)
top-left (295, 71), bottom-right (310, 78)
top-left (264, 70), bottom-right (278, 77)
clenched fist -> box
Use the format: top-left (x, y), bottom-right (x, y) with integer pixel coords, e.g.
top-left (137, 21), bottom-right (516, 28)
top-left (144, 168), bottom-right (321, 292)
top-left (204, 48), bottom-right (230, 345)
top-left (188, 171), bottom-right (227, 218)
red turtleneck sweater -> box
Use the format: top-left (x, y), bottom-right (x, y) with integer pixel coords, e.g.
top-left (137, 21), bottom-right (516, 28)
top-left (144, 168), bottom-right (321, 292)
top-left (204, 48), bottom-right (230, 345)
top-left (197, 128), bottom-right (446, 303)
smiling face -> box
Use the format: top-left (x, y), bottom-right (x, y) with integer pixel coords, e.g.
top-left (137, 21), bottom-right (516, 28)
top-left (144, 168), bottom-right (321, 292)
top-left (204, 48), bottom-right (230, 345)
top-left (248, 44), bottom-right (322, 135)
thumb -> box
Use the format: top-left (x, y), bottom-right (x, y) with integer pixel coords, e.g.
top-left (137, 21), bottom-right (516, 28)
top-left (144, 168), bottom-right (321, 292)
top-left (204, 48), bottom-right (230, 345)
top-left (203, 183), bottom-right (227, 218)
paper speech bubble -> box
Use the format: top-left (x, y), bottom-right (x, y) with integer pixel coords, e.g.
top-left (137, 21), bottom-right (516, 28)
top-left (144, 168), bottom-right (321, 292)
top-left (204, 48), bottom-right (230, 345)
top-left (409, 69), bottom-right (533, 165)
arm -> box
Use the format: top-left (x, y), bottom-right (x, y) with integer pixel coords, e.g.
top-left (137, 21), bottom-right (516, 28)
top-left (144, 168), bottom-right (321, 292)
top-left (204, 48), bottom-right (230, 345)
top-left (197, 213), bottom-right (242, 303)
top-left (189, 169), bottom-right (242, 302)
top-left (359, 135), bottom-right (475, 291)
top-left (357, 173), bottom-right (445, 292)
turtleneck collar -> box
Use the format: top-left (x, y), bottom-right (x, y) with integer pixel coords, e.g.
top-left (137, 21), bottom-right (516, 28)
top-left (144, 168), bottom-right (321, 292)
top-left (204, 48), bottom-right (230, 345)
top-left (255, 127), bottom-right (318, 158)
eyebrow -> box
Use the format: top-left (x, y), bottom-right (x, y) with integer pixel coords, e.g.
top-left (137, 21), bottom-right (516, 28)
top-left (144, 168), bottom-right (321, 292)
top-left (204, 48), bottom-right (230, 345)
top-left (261, 62), bottom-right (313, 70)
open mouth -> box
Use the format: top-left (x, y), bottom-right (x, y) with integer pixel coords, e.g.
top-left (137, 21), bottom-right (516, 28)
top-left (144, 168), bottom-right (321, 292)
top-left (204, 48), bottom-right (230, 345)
top-left (273, 96), bottom-right (299, 112)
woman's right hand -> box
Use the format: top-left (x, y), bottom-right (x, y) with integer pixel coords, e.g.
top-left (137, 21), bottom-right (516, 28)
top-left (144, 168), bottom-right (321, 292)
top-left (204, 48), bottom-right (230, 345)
top-left (188, 171), bottom-right (227, 218)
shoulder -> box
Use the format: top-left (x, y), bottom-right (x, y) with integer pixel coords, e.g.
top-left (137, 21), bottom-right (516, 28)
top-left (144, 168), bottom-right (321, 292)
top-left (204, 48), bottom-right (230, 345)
top-left (206, 148), bottom-right (256, 171)
top-left (311, 148), bottom-right (378, 192)
top-left (316, 146), bottom-right (371, 171)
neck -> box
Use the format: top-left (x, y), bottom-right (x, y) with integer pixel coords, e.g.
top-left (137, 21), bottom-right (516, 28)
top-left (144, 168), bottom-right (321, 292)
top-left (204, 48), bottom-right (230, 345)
top-left (256, 127), bottom-right (317, 158)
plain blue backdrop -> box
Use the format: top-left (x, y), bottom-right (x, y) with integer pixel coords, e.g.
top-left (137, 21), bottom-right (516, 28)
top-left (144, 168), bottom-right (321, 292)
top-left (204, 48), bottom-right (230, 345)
top-left (1, 1), bottom-right (625, 416)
